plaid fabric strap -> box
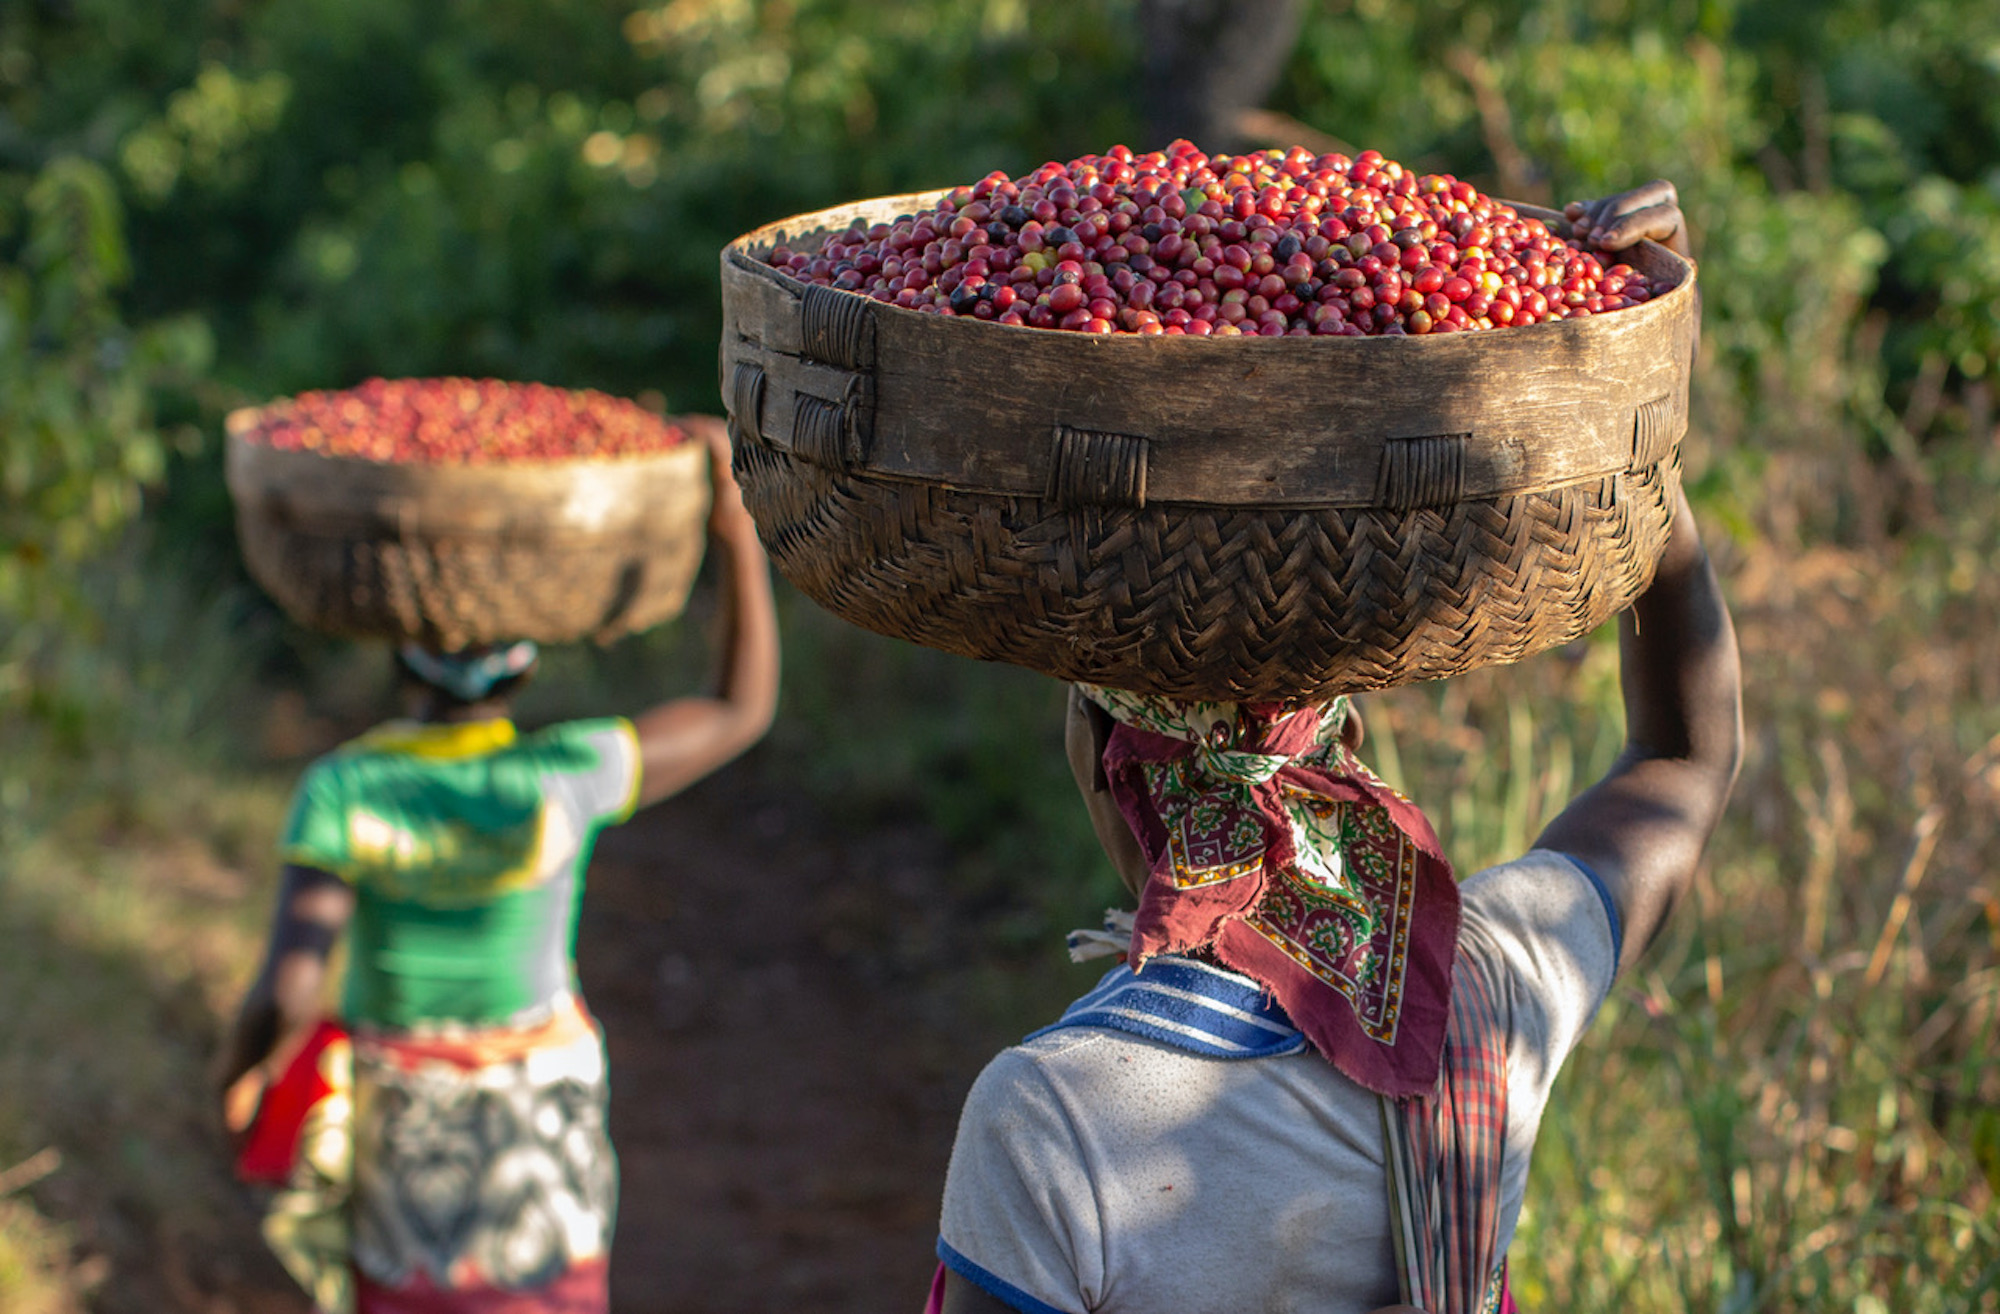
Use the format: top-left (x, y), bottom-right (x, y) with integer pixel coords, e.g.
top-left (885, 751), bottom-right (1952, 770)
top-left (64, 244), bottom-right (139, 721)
top-left (1383, 948), bottom-right (1510, 1313)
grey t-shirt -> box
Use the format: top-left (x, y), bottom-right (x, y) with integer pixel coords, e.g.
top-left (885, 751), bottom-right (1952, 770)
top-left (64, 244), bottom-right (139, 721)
top-left (937, 849), bottom-right (1620, 1314)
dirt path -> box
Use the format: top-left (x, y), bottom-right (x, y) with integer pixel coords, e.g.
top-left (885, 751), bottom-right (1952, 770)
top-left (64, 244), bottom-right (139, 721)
top-left (576, 762), bottom-right (1005, 1313)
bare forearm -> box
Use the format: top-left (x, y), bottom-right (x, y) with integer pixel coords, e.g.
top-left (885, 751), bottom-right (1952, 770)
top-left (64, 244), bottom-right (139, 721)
top-left (631, 427), bottom-right (780, 807)
top-left (1537, 492), bottom-right (1742, 974)
top-left (630, 534), bottom-right (779, 804)
top-left (1620, 497), bottom-right (1741, 772)
top-left (222, 865), bottom-right (351, 1085)
top-left (705, 523), bottom-right (780, 729)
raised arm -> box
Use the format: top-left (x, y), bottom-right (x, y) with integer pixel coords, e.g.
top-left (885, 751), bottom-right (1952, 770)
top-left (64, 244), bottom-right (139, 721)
top-left (629, 419), bottom-right (780, 808)
top-left (1535, 487), bottom-right (1742, 978)
top-left (219, 863), bottom-right (354, 1130)
top-left (1535, 180), bottom-right (1738, 976)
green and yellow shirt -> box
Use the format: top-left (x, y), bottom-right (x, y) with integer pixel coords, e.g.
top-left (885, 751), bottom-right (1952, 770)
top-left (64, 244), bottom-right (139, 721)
top-left (279, 717), bottom-right (640, 1031)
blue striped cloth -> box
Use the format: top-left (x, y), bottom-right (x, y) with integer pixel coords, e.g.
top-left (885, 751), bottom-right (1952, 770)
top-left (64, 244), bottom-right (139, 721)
top-left (1029, 955), bottom-right (1307, 1059)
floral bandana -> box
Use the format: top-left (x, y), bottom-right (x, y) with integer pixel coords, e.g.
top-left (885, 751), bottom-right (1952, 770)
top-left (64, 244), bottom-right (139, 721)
top-left (1080, 684), bottom-right (1462, 1097)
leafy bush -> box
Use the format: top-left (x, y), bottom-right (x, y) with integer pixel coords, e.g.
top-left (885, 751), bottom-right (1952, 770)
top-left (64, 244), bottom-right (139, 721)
top-left (1278, 0), bottom-right (1998, 512)
top-left (0, 154), bottom-right (210, 701)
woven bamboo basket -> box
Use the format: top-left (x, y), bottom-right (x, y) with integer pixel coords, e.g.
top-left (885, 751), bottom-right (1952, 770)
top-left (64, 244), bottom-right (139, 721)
top-left (226, 411), bottom-right (713, 649)
top-left (720, 191), bottom-right (1699, 700)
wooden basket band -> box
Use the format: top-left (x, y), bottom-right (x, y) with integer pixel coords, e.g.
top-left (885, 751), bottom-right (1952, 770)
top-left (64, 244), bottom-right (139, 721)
top-left (719, 194), bottom-right (1697, 510)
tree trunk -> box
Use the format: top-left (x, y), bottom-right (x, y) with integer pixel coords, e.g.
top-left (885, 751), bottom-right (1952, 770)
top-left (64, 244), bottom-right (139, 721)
top-left (1139, 0), bottom-right (1309, 152)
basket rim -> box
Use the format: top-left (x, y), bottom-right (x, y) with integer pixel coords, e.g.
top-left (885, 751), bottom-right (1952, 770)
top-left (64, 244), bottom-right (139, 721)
top-left (718, 192), bottom-right (1697, 511)
top-left (722, 189), bottom-right (1697, 349)
top-left (225, 422), bottom-right (714, 540)
top-left (224, 406), bottom-right (713, 470)
top-left (731, 448), bottom-right (1669, 510)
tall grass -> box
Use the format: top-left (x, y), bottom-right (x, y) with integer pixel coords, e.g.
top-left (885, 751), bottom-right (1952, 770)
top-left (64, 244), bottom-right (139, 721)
top-left (1396, 468), bottom-right (2000, 1307)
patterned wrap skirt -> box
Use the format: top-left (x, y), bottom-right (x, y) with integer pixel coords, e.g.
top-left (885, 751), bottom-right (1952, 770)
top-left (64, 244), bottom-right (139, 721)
top-left (265, 995), bottom-right (617, 1314)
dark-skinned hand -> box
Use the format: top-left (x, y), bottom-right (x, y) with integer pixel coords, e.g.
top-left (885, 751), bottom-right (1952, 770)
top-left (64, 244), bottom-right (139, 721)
top-left (1564, 179), bottom-right (1690, 259)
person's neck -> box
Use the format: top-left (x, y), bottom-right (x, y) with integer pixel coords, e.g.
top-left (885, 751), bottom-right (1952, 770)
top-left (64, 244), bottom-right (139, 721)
top-left (416, 698), bottom-right (511, 726)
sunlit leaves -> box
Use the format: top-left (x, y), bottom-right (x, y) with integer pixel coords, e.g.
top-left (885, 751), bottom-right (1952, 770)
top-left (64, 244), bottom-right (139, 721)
top-left (0, 157), bottom-right (210, 629)
top-left (1883, 174), bottom-right (2000, 380)
top-left (117, 65), bottom-right (291, 202)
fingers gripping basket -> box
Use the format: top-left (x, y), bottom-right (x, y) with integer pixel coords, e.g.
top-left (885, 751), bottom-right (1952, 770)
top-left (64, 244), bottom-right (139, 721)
top-left (226, 415), bottom-right (713, 649)
top-left (720, 193), bottom-right (1698, 700)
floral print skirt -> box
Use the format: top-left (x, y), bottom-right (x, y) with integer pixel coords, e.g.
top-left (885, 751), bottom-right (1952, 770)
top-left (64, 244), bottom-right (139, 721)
top-left (264, 995), bottom-right (615, 1314)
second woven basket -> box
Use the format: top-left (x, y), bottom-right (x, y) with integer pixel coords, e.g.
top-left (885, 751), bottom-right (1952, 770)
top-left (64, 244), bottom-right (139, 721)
top-left (228, 413), bottom-right (713, 650)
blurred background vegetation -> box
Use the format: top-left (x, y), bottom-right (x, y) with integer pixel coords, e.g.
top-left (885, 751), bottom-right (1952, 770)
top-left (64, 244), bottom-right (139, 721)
top-left (2, 0), bottom-right (1997, 1309)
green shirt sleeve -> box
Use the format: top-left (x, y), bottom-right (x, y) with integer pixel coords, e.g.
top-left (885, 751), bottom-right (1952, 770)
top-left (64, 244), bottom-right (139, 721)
top-left (528, 717), bottom-right (643, 828)
top-left (278, 759), bottom-right (356, 881)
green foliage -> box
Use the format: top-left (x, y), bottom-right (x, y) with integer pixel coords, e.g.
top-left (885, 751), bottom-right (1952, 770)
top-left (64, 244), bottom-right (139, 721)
top-left (0, 0), bottom-right (1139, 411)
top-left (1278, 0), bottom-right (1998, 522)
top-left (1884, 174), bottom-right (2000, 382)
top-left (0, 155), bottom-right (210, 664)
top-left (118, 65), bottom-right (292, 203)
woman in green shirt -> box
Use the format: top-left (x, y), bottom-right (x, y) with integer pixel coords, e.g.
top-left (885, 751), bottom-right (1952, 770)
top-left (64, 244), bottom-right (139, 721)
top-left (220, 423), bottom-right (779, 1314)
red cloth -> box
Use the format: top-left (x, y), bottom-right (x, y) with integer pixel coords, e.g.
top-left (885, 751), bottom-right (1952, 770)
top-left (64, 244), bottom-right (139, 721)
top-left (1099, 704), bottom-right (1461, 1097)
top-left (355, 1259), bottom-right (609, 1314)
top-left (235, 1020), bottom-right (349, 1186)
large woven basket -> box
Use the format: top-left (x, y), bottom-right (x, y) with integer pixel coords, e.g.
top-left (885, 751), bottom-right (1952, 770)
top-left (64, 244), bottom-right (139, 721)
top-left (720, 191), bottom-right (1698, 700)
top-left (226, 412), bottom-right (713, 648)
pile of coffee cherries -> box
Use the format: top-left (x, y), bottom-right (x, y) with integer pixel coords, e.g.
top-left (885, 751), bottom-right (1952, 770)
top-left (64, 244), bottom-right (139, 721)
top-left (240, 378), bottom-right (689, 462)
top-left (766, 142), bottom-right (1673, 336)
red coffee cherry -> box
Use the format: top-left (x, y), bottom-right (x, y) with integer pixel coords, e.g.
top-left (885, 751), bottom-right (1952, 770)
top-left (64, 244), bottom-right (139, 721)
top-left (239, 378), bottom-right (691, 463)
top-left (768, 144), bottom-right (1670, 337)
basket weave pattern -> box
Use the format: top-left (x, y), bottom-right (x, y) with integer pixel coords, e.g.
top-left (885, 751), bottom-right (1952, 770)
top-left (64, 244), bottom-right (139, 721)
top-left (734, 436), bottom-right (1680, 701)
top-left (236, 518), bottom-right (695, 651)
top-left (228, 431), bottom-right (711, 649)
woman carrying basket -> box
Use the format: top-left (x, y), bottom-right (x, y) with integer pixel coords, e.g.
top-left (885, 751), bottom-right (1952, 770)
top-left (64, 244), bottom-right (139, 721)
top-left (219, 421), bottom-right (779, 1314)
top-left (928, 183), bottom-right (1739, 1314)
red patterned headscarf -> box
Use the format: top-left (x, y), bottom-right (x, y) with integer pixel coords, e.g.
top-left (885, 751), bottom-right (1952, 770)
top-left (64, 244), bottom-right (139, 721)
top-left (1080, 684), bottom-right (1462, 1097)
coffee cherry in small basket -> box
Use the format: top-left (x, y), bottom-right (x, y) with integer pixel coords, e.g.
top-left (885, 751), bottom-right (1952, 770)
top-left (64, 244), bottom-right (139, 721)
top-left (237, 377), bottom-right (690, 463)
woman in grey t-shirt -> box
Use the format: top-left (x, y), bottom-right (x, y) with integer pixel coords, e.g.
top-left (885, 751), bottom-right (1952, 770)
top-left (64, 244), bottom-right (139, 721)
top-left (930, 181), bottom-right (1740, 1314)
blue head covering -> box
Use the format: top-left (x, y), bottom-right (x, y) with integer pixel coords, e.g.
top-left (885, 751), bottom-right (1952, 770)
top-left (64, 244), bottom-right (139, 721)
top-left (398, 641), bottom-right (539, 703)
